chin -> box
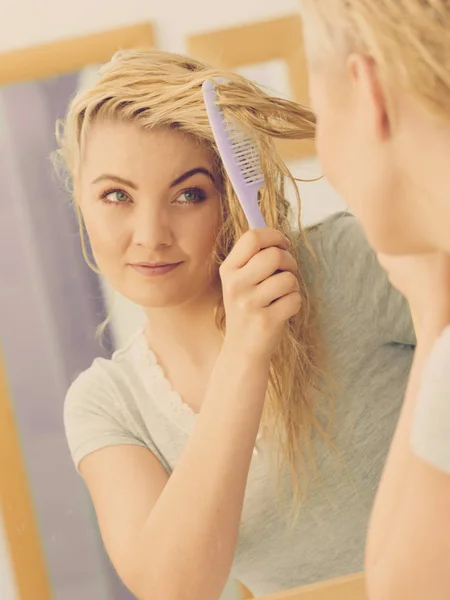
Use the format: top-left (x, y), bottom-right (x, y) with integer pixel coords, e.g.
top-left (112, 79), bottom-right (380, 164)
top-left (110, 267), bottom-right (221, 310)
top-left (128, 289), bottom-right (193, 309)
top-left (126, 281), bottom-right (220, 310)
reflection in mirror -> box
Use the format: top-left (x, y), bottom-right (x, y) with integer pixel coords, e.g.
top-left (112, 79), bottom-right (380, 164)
top-left (0, 28), bottom-right (415, 600)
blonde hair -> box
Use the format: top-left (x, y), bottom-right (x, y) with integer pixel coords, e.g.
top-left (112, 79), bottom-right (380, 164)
top-left (55, 49), bottom-right (334, 509)
top-left (301, 0), bottom-right (450, 125)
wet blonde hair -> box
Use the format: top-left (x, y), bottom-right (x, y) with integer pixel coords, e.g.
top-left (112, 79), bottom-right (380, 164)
top-left (301, 0), bottom-right (450, 124)
top-left (55, 49), bottom-right (333, 509)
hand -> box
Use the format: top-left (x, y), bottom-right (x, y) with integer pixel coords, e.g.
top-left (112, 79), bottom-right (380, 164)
top-left (220, 228), bottom-right (301, 361)
top-left (377, 252), bottom-right (450, 333)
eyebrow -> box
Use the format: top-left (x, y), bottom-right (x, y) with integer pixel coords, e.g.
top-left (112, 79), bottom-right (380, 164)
top-left (92, 174), bottom-right (138, 189)
top-left (170, 168), bottom-right (215, 187)
top-left (92, 167), bottom-right (215, 190)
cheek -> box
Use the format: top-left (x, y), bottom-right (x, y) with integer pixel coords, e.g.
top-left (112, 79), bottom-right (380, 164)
top-left (309, 78), bottom-right (345, 189)
top-left (81, 205), bottom-right (128, 262)
top-left (315, 112), bottom-right (346, 192)
top-left (189, 199), bottom-right (222, 241)
top-left (176, 200), bottom-right (222, 259)
top-left (197, 213), bottom-right (221, 258)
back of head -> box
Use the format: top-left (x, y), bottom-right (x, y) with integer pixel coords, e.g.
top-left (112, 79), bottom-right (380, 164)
top-left (301, 0), bottom-right (450, 125)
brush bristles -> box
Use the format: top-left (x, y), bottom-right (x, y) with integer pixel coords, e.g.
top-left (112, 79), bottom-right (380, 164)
top-left (225, 119), bottom-right (264, 185)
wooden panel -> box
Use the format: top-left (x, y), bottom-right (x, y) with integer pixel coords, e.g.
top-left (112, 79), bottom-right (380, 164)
top-left (0, 22), bottom-right (155, 86)
top-left (188, 15), bottom-right (315, 160)
top-left (257, 573), bottom-right (366, 600)
top-left (0, 348), bottom-right (53, 600)
top-left (240, 580), bottom-right (255, 598)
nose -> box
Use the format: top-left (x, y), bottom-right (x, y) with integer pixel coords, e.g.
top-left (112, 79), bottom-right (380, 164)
top-left (132, 201), bottom-right (173, 250)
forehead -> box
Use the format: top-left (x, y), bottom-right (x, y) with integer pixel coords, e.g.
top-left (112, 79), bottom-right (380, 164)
top-left (80, 120), bottom-right (217, 182)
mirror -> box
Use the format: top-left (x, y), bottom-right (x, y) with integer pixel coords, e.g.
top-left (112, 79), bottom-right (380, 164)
top-left (1, 14), bottom-right (405, 600)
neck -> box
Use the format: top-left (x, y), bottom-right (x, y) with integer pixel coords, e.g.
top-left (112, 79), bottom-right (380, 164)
top-left (407, 157), bottom-right (450, 253)
top-left (400, 108), bottom-right (450, 253)
top-left (144, 291), bottom-right (223, 365)
top-left (427, 164), bottom-right (450, 253)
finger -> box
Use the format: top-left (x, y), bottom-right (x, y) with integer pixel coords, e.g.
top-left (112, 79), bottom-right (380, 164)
top-left (244, 247), bottom-right (298, 286)
top-left (255, 270), bottom-right (300, 307)
top-left (224, 228), bottom-right (290, 270)
top-left (268, 290), bottom-right (302, 322)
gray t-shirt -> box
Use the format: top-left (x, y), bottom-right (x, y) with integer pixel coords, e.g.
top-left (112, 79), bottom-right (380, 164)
top-left (64, 213), bottom-right (415, 596)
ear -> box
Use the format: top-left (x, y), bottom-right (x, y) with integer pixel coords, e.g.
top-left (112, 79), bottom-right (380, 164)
top-left (346, 53), bottom-right (391, 141)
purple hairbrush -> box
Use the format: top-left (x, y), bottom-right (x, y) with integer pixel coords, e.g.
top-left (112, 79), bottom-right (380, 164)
top-left (202, 79), bottom-right (266, 229)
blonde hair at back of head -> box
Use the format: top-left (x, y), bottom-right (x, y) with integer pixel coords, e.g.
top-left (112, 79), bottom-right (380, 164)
top-left (55, 49), bottom-right (335, 516)
top-left (301, 0), bottom-right (450, 125)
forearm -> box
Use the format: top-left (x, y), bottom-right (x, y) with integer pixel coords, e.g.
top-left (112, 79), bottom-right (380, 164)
top-left (366, 312), bottom-right (450, 599)
top-left (135, 342), bottom-right (269, 600)
top-left (366, 328), bottom-right (432, 565)
top-left (367, 455), bottom-right (450, 600)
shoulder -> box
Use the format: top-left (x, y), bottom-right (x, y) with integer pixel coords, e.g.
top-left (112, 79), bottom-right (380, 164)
top-left (64, 329), bottom-right (145, 423)
top-left (64, 329), bottom-right (150, 469)
top-left (296, 211), bottom-right (377, 303)
top-left (65, 357), bottom-right (117, 410)
top-left (302, 211), bottom-right (415, 346)
top-left (303, 211), bottom-right (388, 298)
top-left (306, 211), bottom-right (374, 274)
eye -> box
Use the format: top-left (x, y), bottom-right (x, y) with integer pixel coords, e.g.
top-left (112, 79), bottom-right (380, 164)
top-left (176, 188), bottom-right (207, 205)
top-left (101, 189), bottom-right (131, 204)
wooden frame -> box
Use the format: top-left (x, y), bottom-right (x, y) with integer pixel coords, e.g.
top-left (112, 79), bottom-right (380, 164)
top-left (248, 573), bottom-right (366, 600)
top-left (187, 15), bottom-right (315, 161)
top-left (0, 23), bottom-right (155, 600)
top-left (240, 581), bottom-right (255, 598)
top-left (0, 22), bottom-right (155, 86)
top-left (0, 350), bottom-right (53, 600)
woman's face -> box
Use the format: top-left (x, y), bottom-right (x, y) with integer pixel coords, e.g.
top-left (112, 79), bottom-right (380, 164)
top-left (78, 121), bottom-right (223, 309)
top-left (303, 26), bottom-right (434, 254)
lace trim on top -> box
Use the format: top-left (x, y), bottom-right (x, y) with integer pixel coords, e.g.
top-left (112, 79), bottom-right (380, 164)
top-left (132, 329), bottom-right (196, 436)
top-left (131, 328), bottom-right (260, 453)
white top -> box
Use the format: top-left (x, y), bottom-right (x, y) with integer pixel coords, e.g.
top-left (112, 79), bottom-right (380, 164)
top-left (64, 213), bottom-right (416, 596)
top-left (412, 326), bottom-right (450, 472)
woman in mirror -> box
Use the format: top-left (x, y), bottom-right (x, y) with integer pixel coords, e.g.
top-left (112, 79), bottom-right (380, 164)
top-left (300, 2), bottom-right (450, 598)
top-left (59, 49), bottom-right (414, 600)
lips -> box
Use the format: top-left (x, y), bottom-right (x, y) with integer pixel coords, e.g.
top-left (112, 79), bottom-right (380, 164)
top-left (129, 262), bottom-right (181, 277)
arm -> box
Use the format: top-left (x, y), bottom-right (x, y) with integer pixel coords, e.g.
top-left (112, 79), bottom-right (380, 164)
top-left (366, 254), bottom-right (450, 600)
top-left (76, 228), bottom-right (300, 600)
top-left (81, 345), bottom-right (270, 600)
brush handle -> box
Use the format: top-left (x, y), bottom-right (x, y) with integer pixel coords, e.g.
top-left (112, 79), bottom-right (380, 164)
top-left (244, 182), bottom-right (266, 229)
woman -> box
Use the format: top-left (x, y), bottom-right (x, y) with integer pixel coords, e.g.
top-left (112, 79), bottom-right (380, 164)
top-left (60, 49), bottom-right (414, 600)
top-left (300, 2), bottom-right (450, 598)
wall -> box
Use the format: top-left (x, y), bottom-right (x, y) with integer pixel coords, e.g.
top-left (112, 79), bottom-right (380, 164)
top-left (0, 2), bottom-right (345, 599)
top-left (0, 0), bottom-right (302, 54)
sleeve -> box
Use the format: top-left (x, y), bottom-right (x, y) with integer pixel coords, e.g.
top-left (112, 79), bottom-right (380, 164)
top-left (411, 326), bottom-right (450, 473)
top-left (64, 358), bottom-right (147, 471)
top-left (310, 212), bottom-right (416, 347)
